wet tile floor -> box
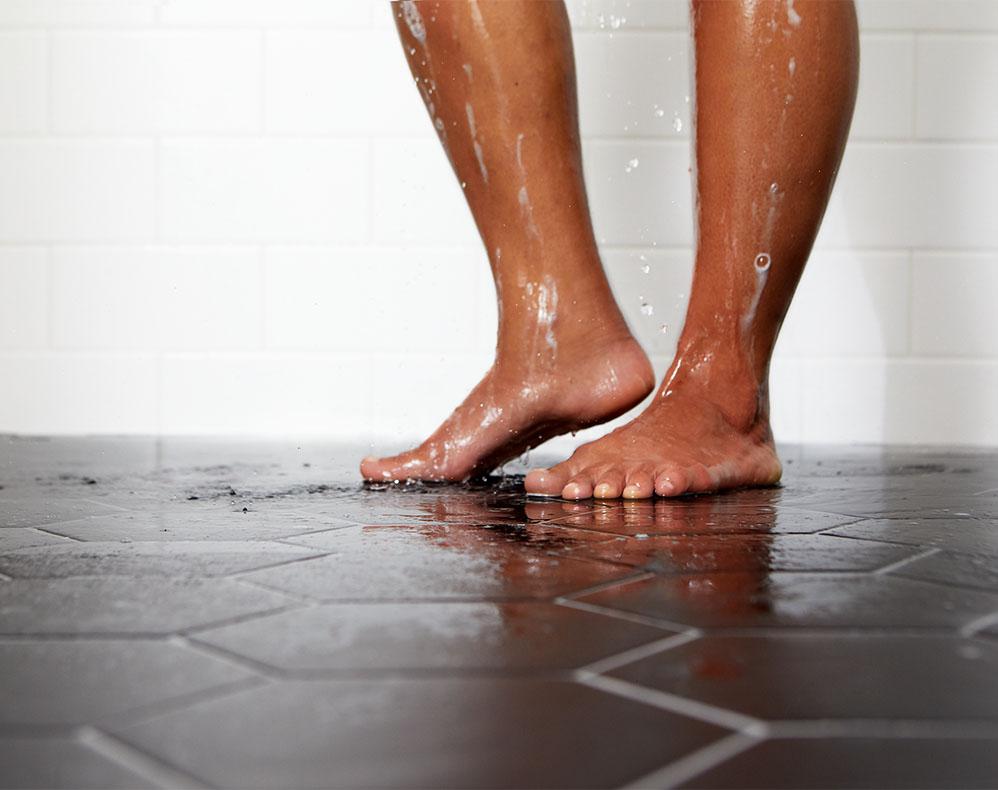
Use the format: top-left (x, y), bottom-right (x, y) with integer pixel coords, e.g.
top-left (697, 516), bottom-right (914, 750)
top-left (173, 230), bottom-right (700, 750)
top-left (1, 437), bottom-right (998, 789)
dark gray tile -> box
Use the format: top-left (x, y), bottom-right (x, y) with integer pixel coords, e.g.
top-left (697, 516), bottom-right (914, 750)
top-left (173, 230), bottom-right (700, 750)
top-left (580, 572), bottom-right (998, 629)
top-left (195, 601), bottom-right (671, 673)
top-left (0, 540), bottom-right (321, 578)
top-left (0, 498), bottom-right (124, 529)
top-left (684, 737), bottom-right (998, 789)
top-left (610, 634), bottom-right (998, 720)
top-left (829, 518), bottom-right (998, 556)
top-left (41, 508), bottom-right (353, 542)
top-left (893, 550), bottom-right (998, 592)
top-left (245, 524), bottom-right (632, 601)
top-left (0, 639), bottom-right (256, 726)
top-left (566, 533), bottom-right (913, 574)
top-left (786, 492), bottom-right (998, 520)
top-left (113, 678), bottom-right (729, 788)
top-left (0, 577), bottom-right (292, 635)
top-left (0, 736), bottom-right (154, 789)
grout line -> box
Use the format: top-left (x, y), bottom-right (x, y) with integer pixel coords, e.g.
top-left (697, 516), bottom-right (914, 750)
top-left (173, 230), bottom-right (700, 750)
top-left (904, 247), bottom-right (914, 357)
top-left (873, 546), bottom-right (940, 575)
top-left (959, 609), bottom-right (998, 638)
top-left (231, 574), bottom-right (324, 604)
top-left (43, 26), bottom-right (53, 135)
top-left (44, 243), bottom-right (54, 352)
top-left (767, 718), bottom-right (998, 739)
top-left (173, 633), bottom-right (285, 677)
top-left (179, 601), bottom-right (307, 637)
top-left (80, 498), bottom-right (132, 513)
top-left (3, 130), bottom-right (998, 146)
top-left (108, 673), bottom-right (268, 729)
top-left (555, 570), bottom-right (656, 600)
top-left (226, 549), bottom-right (332, 578)
top-left (621, 732), bottom-right (762, 789)
top-left (577, 630), bottom-right (701, 676)
top-left (557, 597), bottom-right (694, 633)
top-left (77, 726), bottom-right (210, 790)
top-left (577, 673), bottom-right (768, 736)
top-left (911, 31), bottom-right (919, 139)
top-left (30, 525), bottom-right (85, 542)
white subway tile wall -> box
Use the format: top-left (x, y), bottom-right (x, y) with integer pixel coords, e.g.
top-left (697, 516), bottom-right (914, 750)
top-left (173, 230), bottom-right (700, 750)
top-left (0, 0), bottom-right (995, 448)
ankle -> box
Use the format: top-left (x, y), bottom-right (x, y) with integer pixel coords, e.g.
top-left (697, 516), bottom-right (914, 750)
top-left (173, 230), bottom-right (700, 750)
top-left (663, 341), bottom-right (770, 432)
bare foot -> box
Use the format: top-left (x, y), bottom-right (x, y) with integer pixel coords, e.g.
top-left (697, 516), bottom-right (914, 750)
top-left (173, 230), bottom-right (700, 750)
top-left (524, 355), bottom-right (782, 500)
top-left (361, 334), bottom-right (654, 483)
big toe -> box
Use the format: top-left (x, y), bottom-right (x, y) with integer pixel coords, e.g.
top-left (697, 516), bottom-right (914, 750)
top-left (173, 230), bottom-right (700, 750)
top-left (360, 455), bottom-right (394, 481)
top-left (525, 467), bottom-right (569, 497)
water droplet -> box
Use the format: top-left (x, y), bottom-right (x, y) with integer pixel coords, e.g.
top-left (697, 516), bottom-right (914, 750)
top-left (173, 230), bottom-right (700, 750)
top-left (770, 181), bottom-right (779, 193)
top-left (654, 106), bottom-right (665, 118)
top-left (624, 157), bottom-right (639, 173)
top-left (640, 302), bottom-right (654, 316)
top-left (641, 264), bottom-right (650, 274)
top-left (754, 253), bottom-right (772, 271)
top-left (672, 115), bottom-right (683, 133)
top-left (659, 323), bottom-right (669, 333)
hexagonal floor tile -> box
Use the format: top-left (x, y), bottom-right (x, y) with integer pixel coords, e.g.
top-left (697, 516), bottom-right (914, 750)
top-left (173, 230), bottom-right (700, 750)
top-left (112, 678), bottom-right (729, 788)
top-left (194, 601), bottom-right (673, 672)
top-left (609, 634), bottom-right (998, 720)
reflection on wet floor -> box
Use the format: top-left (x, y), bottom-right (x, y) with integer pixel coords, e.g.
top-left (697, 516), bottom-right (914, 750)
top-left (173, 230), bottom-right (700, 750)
top-left (1, 437), bottom-right (998, 788)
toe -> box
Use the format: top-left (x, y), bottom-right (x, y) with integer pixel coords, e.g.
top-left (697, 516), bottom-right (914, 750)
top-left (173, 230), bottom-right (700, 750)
top-left (562, 474), bottom-right (594, 501)
top-left (360, 455), bottom-right (392, 481)
top-left (686, 463), bottom-right (716, 493)
top-left (593, 469), bottom-right (625, 499)
top-left (525, 466), bottom-right (571, 497)
top-left (654, 467), bottom-right (688, 497)
top-left (622, 469), bottom-right (655, 499)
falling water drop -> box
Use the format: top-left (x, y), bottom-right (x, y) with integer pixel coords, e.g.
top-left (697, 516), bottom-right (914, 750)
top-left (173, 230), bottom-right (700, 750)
top-left (672, 115), bottom-right (683, 133)
top-left (625, 157), bottom-right (639, 173)
top-left (640, 303), bottom-right (654, 316)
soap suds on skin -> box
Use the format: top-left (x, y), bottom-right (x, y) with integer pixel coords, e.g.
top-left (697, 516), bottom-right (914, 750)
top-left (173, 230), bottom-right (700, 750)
top-left (535, 277), bottom-right (559, 353)
top-left (515, 132), bottom-right (540, 239)
top-left (400, 0), bottom-right (426, 43)
top-left (518, 187), bottom-right (540, 239)
top-left (468, 0), bottom-right (489, 40)
top-left (465, 103), bottom-right (489, 183)
top-left (786, 0), bottom-right (802, 27)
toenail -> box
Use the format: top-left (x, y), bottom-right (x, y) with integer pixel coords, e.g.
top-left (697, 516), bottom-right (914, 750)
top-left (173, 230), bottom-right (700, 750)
top-left (622, 484), bottom-right (642, 499)
top-left (563, 483), bottom-right (581, 499)
top-left (594, 484), bottom-right (612, 498)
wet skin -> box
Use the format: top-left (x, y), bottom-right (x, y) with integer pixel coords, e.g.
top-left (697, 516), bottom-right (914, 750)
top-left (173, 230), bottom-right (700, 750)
top-left (362, 0), bottom-right (858, 498)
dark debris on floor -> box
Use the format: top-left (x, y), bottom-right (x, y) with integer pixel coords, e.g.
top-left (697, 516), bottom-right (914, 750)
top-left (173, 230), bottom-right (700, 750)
top-left (1, 436), bottom-right (998, 789)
